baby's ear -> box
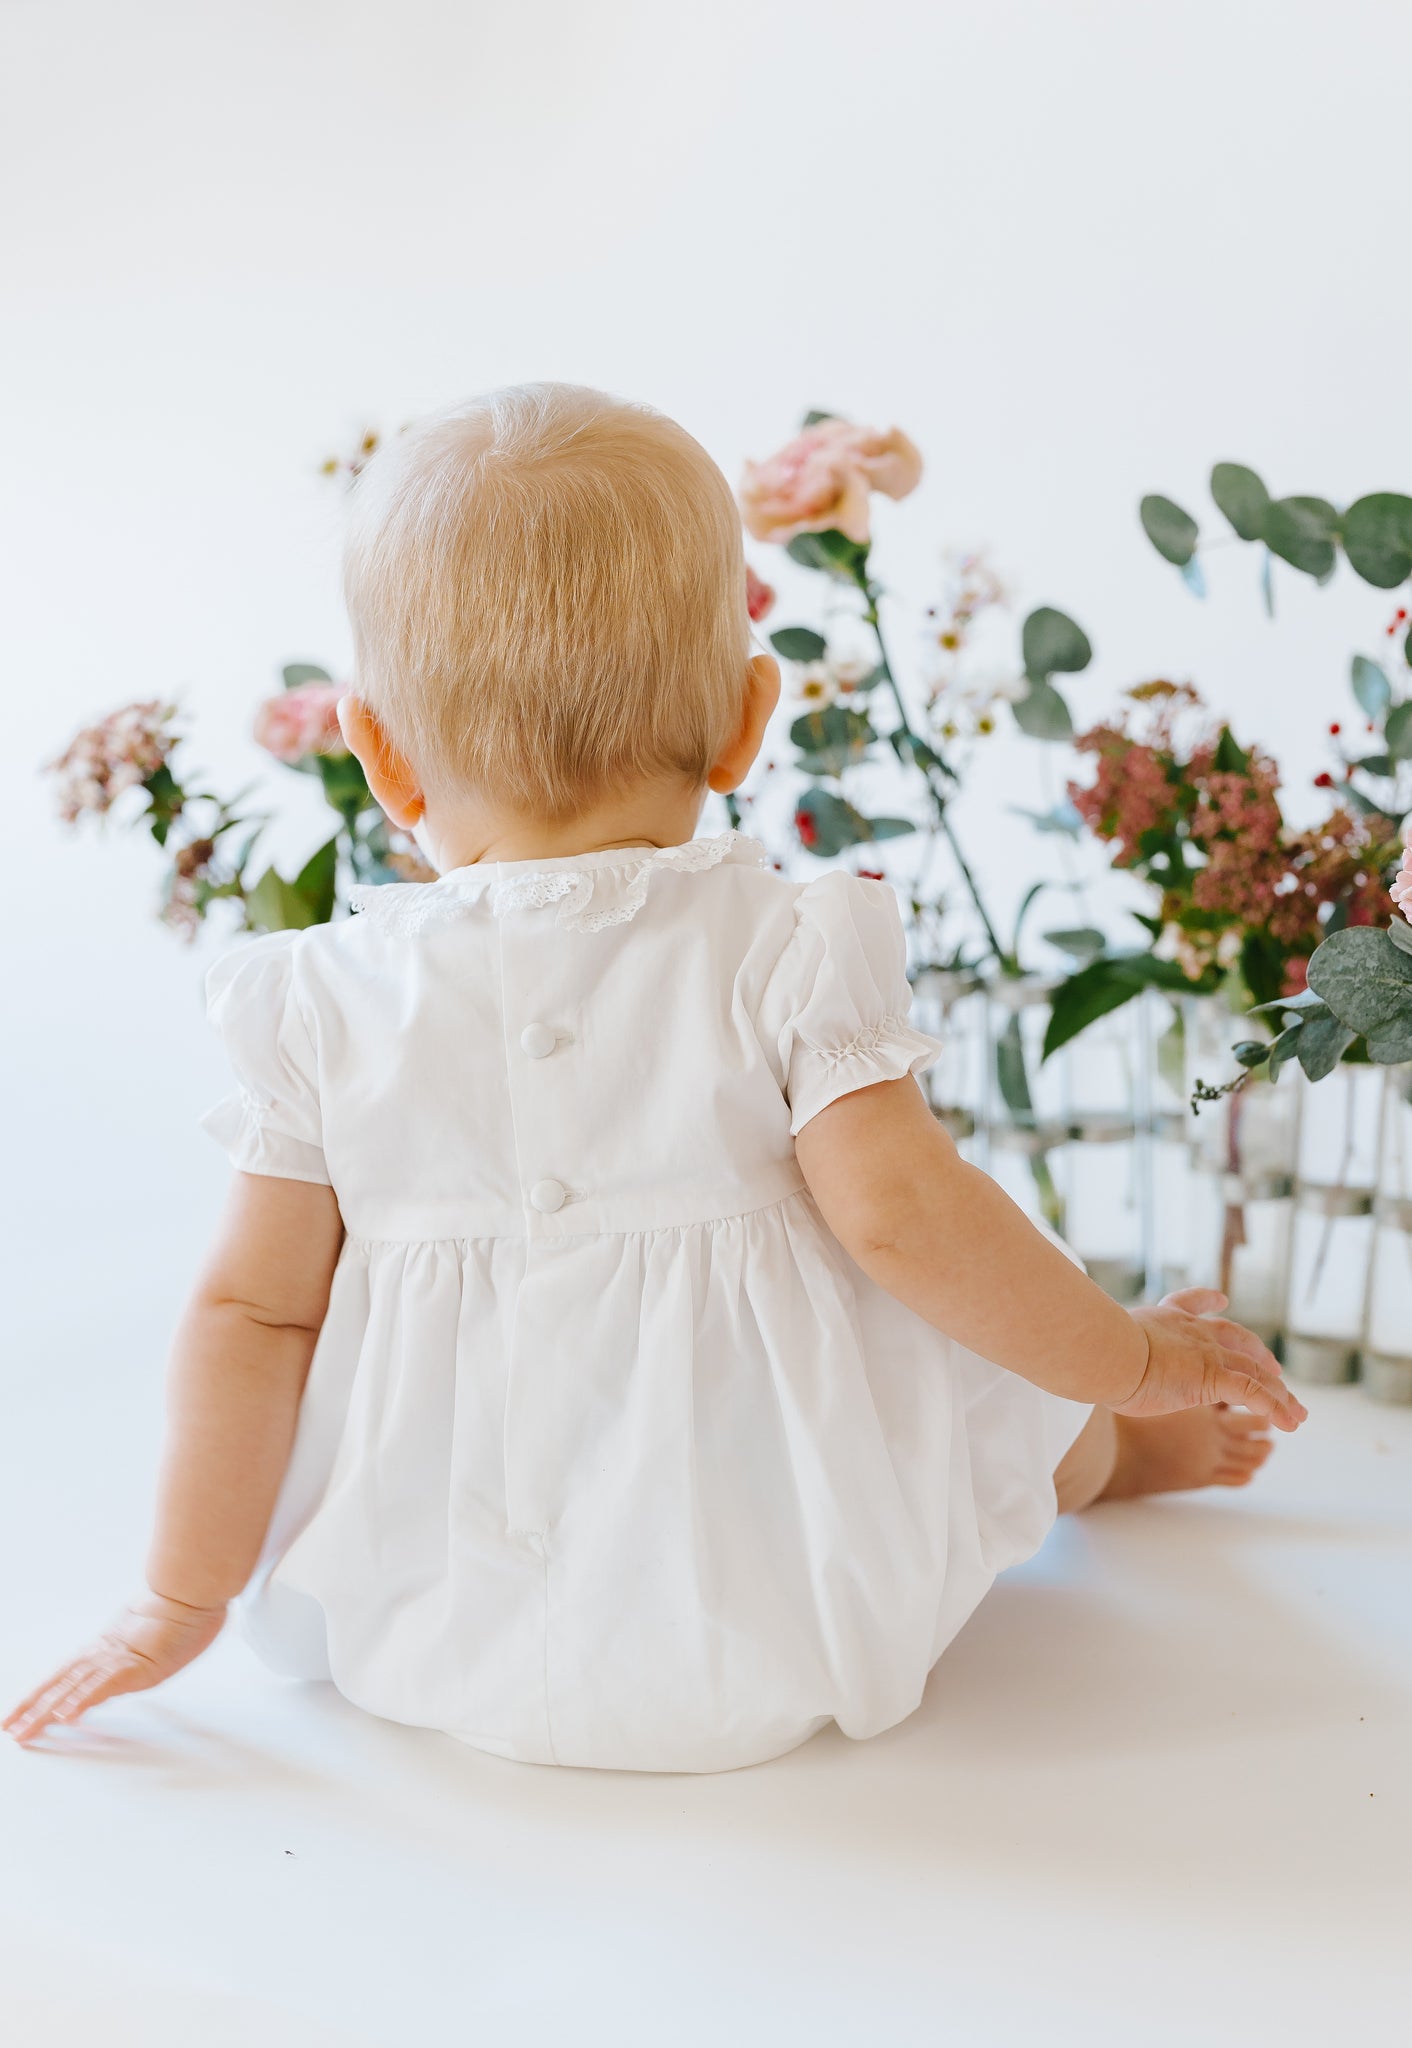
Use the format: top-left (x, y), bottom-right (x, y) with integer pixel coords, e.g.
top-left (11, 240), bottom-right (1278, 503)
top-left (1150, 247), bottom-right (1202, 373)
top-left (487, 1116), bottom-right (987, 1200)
top-left (339, 696), bottom-right (425, 827)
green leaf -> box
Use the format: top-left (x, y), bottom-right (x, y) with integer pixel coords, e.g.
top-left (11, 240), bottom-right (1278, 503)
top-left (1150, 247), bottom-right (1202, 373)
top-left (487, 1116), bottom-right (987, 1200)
top-left (1353, 752), bottom-right (1393, 777)
top-left (1386, 702), bottom-right (1412, 762)
top-left (1249, 988), bottom-right (1329, 1018)
top-left (1341, 494), bottom-right (1412, 589)
top-left (1021, 606), bottom-right (1092, 677)
top-left (246, 835), bottom-right (340, 932)
top-left (1210, 462), bottom-right (1269, 542)
top-left (1265, 1022), bottom-right (1305, 1079)
top-left (1233, 1041), bottom-right (1270, 1068)
top-left (1262, 496), bottom-right (1339, 579)
top-left (1012, 679), bottom-right (1073, 741)
top-left (785, 529), bottom-right (870, 582)
top-left (770, 626), bottom-right (828, 663)
top-left (1043, 926), bottom-right (1107, 962)
top-left (995, 1013), bottom-right (1037, 1126)
top-left (867, 815), bottom-right (915, 841)
top-left (788, 705), bottom-right (876, 776)
top-left (1388, 917), bottom-right (1412, 959)
top-left (794, 786), bottom-right (873, 856)
top-left (1180, 555), bottom-right (1207, 598)
top-left (1306, 925), bottom-right (1412, 1062)
top-left (1140, 494), bottom-right (1199, 567)
top-left (317, 750), bottom-right (372, 817)
top-left (801, 409), bottom-right (837, 428)
top-left (1294, 1011), bottom-right (1357, 1081)
top-left (282, 663), bottom-right (333, 689)
top-left (1351, 655), bottom-right (1392, 720)
top-left (1012, 799), bottom-right (1082, 837)
top-left (1041, 953), bottom-right (1194, 1059)
top-left (1212, 726), bottom-right (1251, 774)
top-left (293, 833), bottom-right (339, 923)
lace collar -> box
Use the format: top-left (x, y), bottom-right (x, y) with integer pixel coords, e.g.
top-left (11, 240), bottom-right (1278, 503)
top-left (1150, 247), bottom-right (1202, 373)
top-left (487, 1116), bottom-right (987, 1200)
top-left (349, 831), bottom-right (767, 936)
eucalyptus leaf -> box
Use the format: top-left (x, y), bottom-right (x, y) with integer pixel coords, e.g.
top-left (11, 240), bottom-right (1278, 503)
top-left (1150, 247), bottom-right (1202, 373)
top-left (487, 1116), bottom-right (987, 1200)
top-left (1012, 679), bottom-right (1073, 741)
top-left (1233, 1041), bottom-right (1270, 1068)
top-left (1140, 494), bottom-right (1199, 567)
top-left (1180, 555), bottom-right (1207, 598)
top-left (1262, 496), bottom-right (1339, 579)
top-left (1353, 753), bottom-right (1393, 776)
top-left (1351, 655), bottom-right (1392, 720)
top-left (1021, 606), bottom-right (1092, 677)
top-left (1210, 462), bottom-right (1269, 542)
top-left (1264, 1022), bottom-right (1305, 1079)
top-left (282, 663), bottom-right (333, 689)
top-left (1341, 493), bottom-right (1412, 589)
top-left (1294, 1011), bottom-right (1358, 1081)
top-left (1043, 926), bottom-right (1107, 962)
top-left (801, 409), bottom-right (837, 428)
top-left (1386, 701), bottom-right (1412, 762)
top-left (789, 704), bottom-right (875, 777)
top-left (1012, 799), bottom-right (1082, 837)
top-left (1249, 988), bottom-right (1329, 1018)
top-left (770, 626), bottom-right (828, 663)
top-left (1389, 917), bottom-right (1412, 959)
top-left (1306, 925), bottom-right (1412, 1062)
top-left (867, 815), bottom-right (916, 841)
top-left (794, 785), bottom-right (873, 856)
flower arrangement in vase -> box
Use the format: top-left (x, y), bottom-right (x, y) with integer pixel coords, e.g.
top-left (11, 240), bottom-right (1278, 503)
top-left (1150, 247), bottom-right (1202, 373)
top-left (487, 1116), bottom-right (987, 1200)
top-left (736, 411), bottom-right (1099, 1227)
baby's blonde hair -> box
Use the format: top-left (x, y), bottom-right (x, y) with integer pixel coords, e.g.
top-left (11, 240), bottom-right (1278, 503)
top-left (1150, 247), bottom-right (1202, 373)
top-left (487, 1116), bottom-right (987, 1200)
top-left (343, 383), bottom-right (751, 819)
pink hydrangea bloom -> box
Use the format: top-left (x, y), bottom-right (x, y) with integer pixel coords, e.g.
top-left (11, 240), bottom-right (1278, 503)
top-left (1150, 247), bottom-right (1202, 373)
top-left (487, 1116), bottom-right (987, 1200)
top-left (739, 419), bottom-right (923, 546)
top-left (253, 682), bottom-right (346, 763)
top-left (49, 700), bottom-right (178, 823)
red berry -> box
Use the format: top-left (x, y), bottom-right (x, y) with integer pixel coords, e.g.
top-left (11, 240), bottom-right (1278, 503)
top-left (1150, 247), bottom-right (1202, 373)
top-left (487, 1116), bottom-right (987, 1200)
top-left (1313, 771), bottom-right (1335, 788)
top-left (1329, 721), bottom-right (1341, 735)
top-left (795, 809), bottom-right (817, 848)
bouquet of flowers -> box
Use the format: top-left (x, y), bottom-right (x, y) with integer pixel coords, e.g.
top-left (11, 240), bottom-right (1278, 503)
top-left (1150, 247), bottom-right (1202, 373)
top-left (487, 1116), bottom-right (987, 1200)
top-left (48, 668), bottom-right (431, 939)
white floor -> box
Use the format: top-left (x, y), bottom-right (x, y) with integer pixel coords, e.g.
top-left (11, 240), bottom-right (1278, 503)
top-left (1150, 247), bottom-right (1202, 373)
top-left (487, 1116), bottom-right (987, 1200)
top-left (3, 1336), bottom-right (1410, 2047)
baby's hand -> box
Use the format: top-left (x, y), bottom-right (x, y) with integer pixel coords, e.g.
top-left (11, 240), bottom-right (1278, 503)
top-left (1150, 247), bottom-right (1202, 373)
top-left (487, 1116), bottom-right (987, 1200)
top-left (3, 1589), bottom-right (226, 1745)
top-left (1119, 1288), bottom-right (1308, 1431)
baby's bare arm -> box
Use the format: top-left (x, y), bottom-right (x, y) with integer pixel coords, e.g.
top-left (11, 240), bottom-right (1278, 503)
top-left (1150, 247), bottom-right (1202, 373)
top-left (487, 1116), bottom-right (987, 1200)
top-left (145, 1170), bottom-right (344, 1607)
top-left (5, 1172), bottom-right (341, 1743)
top-left (795, 1076), bottom-right (1305, 1427)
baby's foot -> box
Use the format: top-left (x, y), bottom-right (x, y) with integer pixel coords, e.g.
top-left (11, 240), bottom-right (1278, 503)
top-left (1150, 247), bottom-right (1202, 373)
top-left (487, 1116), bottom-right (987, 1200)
top-left (1099, 1405), bottom-right (1274, 1501)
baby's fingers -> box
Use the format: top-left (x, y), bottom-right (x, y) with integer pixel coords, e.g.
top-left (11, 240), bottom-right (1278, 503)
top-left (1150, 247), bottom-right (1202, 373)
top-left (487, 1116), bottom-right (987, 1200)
top-left (5, 1650), bottom-right (131, 1744)
top-left (1211, 1349), bottom-right (1307, 1431)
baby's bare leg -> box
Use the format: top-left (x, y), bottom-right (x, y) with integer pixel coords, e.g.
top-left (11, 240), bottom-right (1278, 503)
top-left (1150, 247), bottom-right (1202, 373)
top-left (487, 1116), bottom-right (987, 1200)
top-left (1055, 1403), bottom-right (1275, 1511)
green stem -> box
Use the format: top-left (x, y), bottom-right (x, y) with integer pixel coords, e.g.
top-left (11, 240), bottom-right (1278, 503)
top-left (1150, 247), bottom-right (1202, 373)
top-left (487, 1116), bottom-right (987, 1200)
top-left (854, 568), bottom-right (1007, 966)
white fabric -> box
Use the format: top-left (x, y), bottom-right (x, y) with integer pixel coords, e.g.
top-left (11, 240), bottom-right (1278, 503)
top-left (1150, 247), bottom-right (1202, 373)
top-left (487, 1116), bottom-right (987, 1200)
top-left (202, 831), bottom-right (1091, 1773)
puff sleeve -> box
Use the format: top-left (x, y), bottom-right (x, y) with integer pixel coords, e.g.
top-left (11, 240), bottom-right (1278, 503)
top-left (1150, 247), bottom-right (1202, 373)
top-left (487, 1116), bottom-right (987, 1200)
top-left (765, 872), bottom-right (943, 1136)
top-left (200, 932), bottom-right (331, 1184)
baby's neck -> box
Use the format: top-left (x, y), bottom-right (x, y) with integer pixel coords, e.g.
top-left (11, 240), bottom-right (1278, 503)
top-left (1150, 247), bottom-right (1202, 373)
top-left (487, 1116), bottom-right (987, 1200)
top-left (424, 780), bottom-right (709, 871)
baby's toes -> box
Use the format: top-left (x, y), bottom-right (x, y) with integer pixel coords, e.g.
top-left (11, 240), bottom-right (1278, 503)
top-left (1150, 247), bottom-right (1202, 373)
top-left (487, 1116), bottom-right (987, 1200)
top-left (1214, 1434), bottom-right (1274, 1486)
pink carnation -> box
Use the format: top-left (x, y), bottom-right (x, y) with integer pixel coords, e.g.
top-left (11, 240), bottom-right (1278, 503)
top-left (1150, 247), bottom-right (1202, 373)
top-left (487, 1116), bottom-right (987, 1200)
top-left (739, 418), bottom-right (923, 547)
top-left (745, 563), bottom-right (776, 623)
top-left (253, 682), bottom-right (346, 764)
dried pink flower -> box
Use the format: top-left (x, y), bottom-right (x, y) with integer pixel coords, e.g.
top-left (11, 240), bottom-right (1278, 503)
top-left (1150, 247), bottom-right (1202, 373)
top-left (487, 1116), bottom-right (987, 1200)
top-left (253, 683), bottom-right (346, 764)
top-left (49, 701), bottom-right (179, 824)
top-left (1391, 837), bottom-right (1412, 920)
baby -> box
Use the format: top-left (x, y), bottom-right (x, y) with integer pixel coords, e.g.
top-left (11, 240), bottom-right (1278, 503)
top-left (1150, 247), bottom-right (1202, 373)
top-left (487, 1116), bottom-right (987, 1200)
top-left (6, 385), bottom-right (1305, 1771)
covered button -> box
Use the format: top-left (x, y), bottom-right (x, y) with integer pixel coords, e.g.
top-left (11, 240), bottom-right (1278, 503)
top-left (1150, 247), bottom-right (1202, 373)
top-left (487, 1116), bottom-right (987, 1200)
top-left (520, 1022), bottom-right (557, 1060)
top-left (529, 1178), bottom-right (567, 1214)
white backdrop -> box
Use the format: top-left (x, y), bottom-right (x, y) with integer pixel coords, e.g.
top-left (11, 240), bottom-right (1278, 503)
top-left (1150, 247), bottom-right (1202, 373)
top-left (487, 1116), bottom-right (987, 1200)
top-left (4, 0), bottom-right (1411, 1317)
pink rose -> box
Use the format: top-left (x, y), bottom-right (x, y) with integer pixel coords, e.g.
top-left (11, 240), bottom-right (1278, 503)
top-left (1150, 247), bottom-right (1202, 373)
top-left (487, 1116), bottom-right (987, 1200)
top-left (739, 418), bottom-right (923, 547)
top-left (253, 682), bottom-right (346, 764)
top-left (745, 563), bottom-right (776, 623)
